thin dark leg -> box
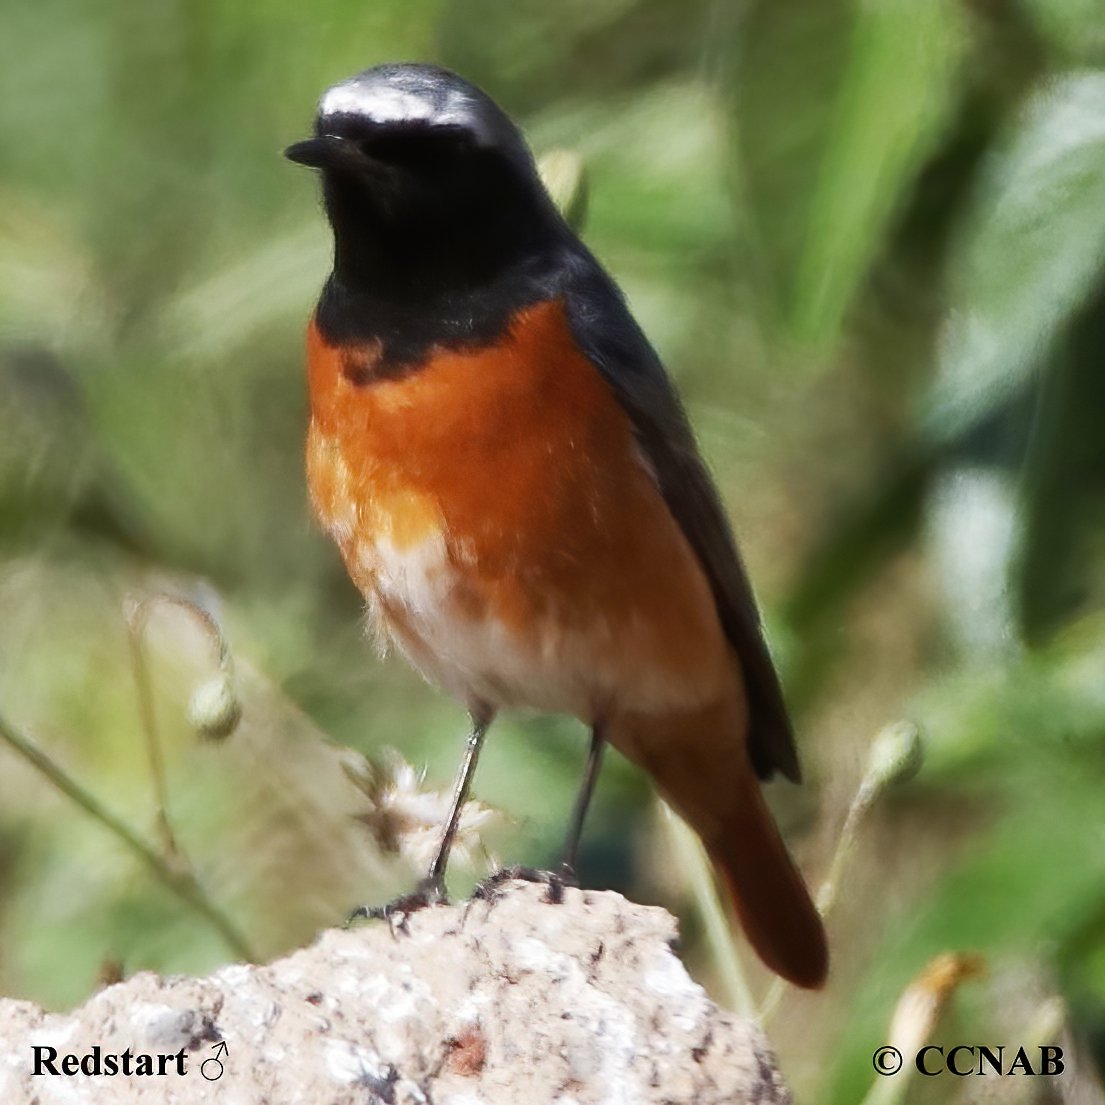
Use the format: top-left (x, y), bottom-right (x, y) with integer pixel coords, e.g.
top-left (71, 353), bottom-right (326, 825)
top-left (348, 711), bottom-right (490, 926)
top-left (559, 724), bottom-right (606, 877)
top-left (427, 712), bottom-right (491, 889)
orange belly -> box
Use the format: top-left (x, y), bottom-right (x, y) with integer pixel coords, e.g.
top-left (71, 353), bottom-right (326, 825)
top-left (306, 299), bottom-right (732, 722)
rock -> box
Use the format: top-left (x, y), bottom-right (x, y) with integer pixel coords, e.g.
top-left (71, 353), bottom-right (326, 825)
top-left (0, 882), bottom-right (791, 1104)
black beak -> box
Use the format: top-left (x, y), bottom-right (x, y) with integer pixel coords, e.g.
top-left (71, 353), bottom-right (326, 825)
top-left (284, 134), bottom-right (365, 171)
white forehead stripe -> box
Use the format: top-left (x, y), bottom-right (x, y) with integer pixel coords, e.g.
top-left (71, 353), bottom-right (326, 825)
top-left (319, 81), bottom-right (475, 128)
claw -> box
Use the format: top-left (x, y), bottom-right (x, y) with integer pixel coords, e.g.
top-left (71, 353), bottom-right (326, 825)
top-left (471, 864), bottom-right (576, 906)
top-left (346, 876), bottom-right (448, 934)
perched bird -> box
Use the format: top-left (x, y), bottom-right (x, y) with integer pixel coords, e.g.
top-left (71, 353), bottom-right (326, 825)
top-left (286, 63), bottom-right (827, 988)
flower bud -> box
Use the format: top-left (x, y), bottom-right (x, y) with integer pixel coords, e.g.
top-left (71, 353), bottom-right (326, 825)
top-left (865, 720), bottom-right (923, 791)
top-left (187, 672), bottom-right (242, 741)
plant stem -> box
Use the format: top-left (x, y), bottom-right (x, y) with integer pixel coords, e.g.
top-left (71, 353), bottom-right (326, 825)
top-left (0, 709), bottom-right (256, 962)
top-left (125, 605), bottom-right (179, 861)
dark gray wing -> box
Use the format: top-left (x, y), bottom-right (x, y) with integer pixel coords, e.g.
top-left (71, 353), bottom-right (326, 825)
top-left (560, 251), bottom-right (800, 782)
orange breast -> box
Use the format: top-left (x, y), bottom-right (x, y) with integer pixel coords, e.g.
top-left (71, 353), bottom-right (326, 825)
top-left (305, 299), bottom-right (731, 720)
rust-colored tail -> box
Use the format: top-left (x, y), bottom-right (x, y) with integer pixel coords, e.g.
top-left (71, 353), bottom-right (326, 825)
top-left (614, 699), bottom-right (828, 989)
top-left (707, 767), bottom-right (827, 989)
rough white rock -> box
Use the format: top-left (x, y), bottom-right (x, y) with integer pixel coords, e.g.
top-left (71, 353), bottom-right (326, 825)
top-left (0, 883), bottom-right (791, 1104)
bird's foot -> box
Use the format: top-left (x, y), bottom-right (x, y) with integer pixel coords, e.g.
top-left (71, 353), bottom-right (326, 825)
top-left (346, 875), bottom-right (448, 935)
top-left (471, 863), bottom-right (578, 907)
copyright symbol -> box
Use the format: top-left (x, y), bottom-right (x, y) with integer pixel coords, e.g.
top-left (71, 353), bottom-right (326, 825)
top-left (872, 1046), bottom-right (903, 1076)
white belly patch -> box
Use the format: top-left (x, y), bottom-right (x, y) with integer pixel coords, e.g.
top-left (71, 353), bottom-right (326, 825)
top-left (356, 529), bottom-right (596, 719)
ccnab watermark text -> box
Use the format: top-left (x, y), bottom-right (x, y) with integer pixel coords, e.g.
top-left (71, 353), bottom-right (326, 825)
top-left (872, 1045), bottom-right (1064, 1077)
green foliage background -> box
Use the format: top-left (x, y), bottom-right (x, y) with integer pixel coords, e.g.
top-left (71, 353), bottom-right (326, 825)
top-left (2, 0), bottom-right (1105, 1100)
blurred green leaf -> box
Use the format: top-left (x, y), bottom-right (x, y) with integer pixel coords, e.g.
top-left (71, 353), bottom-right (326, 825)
top-left (725, 0), bottom-right (854, 313)
top-left (927, 71), bottom-right (1105, 442)
top-left (1021, 0), bottom-right (1105, 65)
top-left (788, 0), bottom-right (967, 347)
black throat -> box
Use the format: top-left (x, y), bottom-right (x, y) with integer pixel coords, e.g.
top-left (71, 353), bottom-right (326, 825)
top-left (313, 156), bottom-right (572, 370)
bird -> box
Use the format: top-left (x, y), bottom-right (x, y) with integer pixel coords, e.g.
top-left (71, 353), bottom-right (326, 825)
top-left (285, 62), bottom-right (828, 989)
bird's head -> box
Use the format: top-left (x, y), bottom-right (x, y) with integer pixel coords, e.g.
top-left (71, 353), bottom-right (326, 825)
top-left (286, 64), bottom-right (561, 293)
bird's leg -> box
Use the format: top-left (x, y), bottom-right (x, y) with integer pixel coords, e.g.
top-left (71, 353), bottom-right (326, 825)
top-left (348, 711), bottom-right (491, 928)
top-left (473, 725), bottom-right (606, 906)
top-left (425, 710), bottom-right (492, 894)
top-left (559, 724), bottom-right (606, 881)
